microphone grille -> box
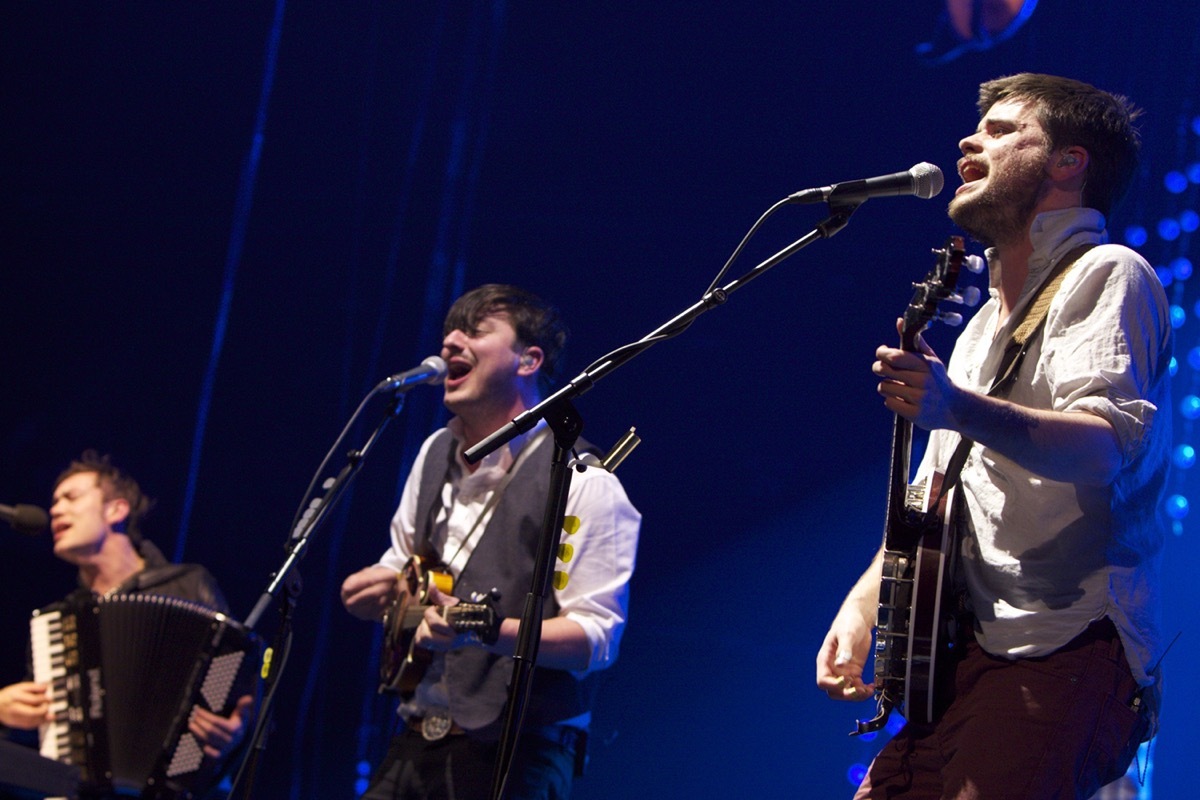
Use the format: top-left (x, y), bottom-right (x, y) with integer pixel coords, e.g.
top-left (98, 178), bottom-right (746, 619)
top-left (423, 355), bottom-right (448, 384)
top-left (910, 162), bottom-right (945, 200)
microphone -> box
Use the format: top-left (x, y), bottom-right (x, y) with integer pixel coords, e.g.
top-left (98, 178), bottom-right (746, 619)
top-left (375, 356), bottom-right (448, 393)
top-left (787, 162), bottom-right (944, 205)
top-left (1, 503), bottom-right (50, 536)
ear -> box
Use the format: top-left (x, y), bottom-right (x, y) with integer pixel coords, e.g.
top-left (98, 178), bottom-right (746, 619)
top-left (104, 497), bottom-right (131, 527)
top-left (517, 346), bottom-right (544, 376)
top-left (1051, 146), bottom-right (1088, 177)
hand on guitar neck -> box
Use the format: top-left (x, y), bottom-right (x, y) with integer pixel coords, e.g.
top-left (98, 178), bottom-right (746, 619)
top-left (874, 322), bottom-right (959, 433)
top-left (413, 583), bottom-right (501, 653)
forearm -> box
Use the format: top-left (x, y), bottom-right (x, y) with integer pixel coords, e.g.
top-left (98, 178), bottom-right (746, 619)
top-left (837, 548), bottom-right (883, 627)
top-left (948, 387), bottom-right (1122, 485)
top-left (486, 616), bottom-right (592, 672)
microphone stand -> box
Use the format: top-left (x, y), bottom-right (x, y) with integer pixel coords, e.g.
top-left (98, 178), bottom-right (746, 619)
top-left (473, 201), bottom-right (861, 799)
top-left (488, 398), bottom-right (582, 800)
top-left (230, 390), bottom-right (411, 799)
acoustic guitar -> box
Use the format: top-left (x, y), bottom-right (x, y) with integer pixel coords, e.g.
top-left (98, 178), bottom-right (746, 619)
top-left (378, 556), bottom-right (500, 696)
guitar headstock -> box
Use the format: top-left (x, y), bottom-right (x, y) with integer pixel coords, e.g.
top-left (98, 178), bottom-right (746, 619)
top-left (900, 235), bottom-right (968, 352)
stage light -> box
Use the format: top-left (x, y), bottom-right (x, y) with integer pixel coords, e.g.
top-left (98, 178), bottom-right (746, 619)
top-left (1173, 257), bottom-right (1194, 281)
top-left (1188, 162), bottom-right (1200, 184)
top-left (1165, 171), bottom-right (1189, 194)
top-left (1188, 347), bottom-right (1200, 370)
top-left (1180, 210), bottom-right (1199, 233)
top-left (1166, 494), bottom-right (1189, 520)
top-left (847, 763), bottom-right (869, 785)
top-left (1157, 266), bottom-right (1173, 287)
top-left (1170, 304), bottom-right (1186, 328)
top-left (1174, 444), bottom-right (1196, 469)
top-left (1169, 355), bottom-right (1179, 377)
top-left (1125, 225), bottom-right (1149, 247)
top-left (915, 0), bottom-right (1039, 64)
top-left (1180, 394), bottom-right (1200, 420)
top-left (1159, 218), bottom-right (1182, 242)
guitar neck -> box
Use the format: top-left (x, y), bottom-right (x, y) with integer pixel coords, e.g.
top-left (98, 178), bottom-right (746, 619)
top-left (884, 415), bottom-right (921, 550)
top-left (401, 602), bottom-right (489, 628)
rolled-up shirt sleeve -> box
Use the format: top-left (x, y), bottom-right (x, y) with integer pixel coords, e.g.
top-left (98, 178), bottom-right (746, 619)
top-left (557, 467), bottom-right (641, 674)
top-left (1041, 247), bottom-right (1170, 466)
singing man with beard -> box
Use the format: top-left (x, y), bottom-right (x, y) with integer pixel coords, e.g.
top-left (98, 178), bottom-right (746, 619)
top-left (816, 74), bottom-right (1171, 798)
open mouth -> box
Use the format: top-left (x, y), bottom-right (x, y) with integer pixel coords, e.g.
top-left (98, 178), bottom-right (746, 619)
top-left (958, 159), bottom-right (987, 184)
top-left (446, 360), bottom-right (472, 384)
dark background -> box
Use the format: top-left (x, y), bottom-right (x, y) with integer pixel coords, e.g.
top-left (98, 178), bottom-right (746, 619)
top-left (3, 3), bottom-right (1199, 797)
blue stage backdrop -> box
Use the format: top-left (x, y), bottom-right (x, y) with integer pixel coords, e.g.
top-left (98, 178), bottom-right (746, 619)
top-left (3, 3), bottom-right (1199, 797)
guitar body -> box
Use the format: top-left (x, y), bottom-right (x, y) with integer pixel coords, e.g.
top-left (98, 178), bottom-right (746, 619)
top-left (379, 556), bottom-right (450, 696)
top-left (857, 237), bottom-right (966, 735)
top-left (878, 479), bottom-right (950, 729)
top-left (378, 556), bottom-right (499, 696)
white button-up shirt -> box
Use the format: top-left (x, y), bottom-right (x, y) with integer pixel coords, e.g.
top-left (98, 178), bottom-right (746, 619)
top-left (917, 207), bottom-right (1171, 686)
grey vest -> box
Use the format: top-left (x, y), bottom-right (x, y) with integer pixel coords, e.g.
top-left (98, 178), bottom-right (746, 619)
top-left (414, 428), bottom-right (602, 737)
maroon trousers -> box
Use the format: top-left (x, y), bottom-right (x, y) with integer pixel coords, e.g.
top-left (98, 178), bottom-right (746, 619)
top-left (854, 619), bottom-right (1146, 800)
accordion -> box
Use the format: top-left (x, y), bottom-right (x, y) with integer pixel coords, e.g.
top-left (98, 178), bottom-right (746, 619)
top-left (30, 593), bottom-right (261, 799)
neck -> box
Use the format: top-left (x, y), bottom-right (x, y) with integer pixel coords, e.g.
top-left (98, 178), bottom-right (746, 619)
top-left (993, 234), bottom-right (1035, 322)
top-left (454, 388), bottom-right (540, 460)
top-left (77, 535), bottom-right (145, 596)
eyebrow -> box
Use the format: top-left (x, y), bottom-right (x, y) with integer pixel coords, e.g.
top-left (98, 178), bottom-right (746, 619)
top-left (976, 113), bottom-right (1023, 134)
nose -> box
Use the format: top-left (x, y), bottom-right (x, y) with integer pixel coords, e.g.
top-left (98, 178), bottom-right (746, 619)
top-left (441, 328), bottom-right (467, 357)
top-left (959, 131), bottom-right (982, 156)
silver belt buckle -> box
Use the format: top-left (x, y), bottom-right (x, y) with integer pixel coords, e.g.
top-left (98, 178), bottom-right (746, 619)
top-left (421, 710), bottom-right (454, 741)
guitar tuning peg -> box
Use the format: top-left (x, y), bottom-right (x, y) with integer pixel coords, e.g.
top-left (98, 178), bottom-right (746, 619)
top-left (964, 254), bottom-right (986, 274)
top-left (936, 310), bottom-right (964, 327)
top-left (949, 286), bottom-right (982, 308)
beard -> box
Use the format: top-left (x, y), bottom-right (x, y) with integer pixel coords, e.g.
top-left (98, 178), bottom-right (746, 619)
top-left (948, 154), bottom-right (1048, 247)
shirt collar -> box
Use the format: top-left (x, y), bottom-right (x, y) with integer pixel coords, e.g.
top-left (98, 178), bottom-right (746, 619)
top-left (985, 207), bottom-right (1108, 296)
top-left (446, 416), bottom-right (548, 496)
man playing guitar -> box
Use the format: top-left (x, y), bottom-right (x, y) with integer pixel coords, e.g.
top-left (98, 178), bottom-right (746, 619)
top-left (817, 74), bottom-right (1170, 799)
top-left (341, 284), bottom-right (641, 800)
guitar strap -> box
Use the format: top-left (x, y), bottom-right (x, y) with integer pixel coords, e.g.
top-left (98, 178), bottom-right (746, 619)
top-left (931, 243), bottom-right (1095, 516)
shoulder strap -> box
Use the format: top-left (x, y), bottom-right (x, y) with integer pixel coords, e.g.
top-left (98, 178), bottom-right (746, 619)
top-left (990, 243), bottom-right (1095, 397)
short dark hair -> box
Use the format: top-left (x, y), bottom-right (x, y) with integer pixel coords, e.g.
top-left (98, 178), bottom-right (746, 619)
top-left (55, 450), bottom-right (153, 546)
top-left (443, 284), bottom-right (568, 394)
top-left (977, 73), bottom-right (1143, 217)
